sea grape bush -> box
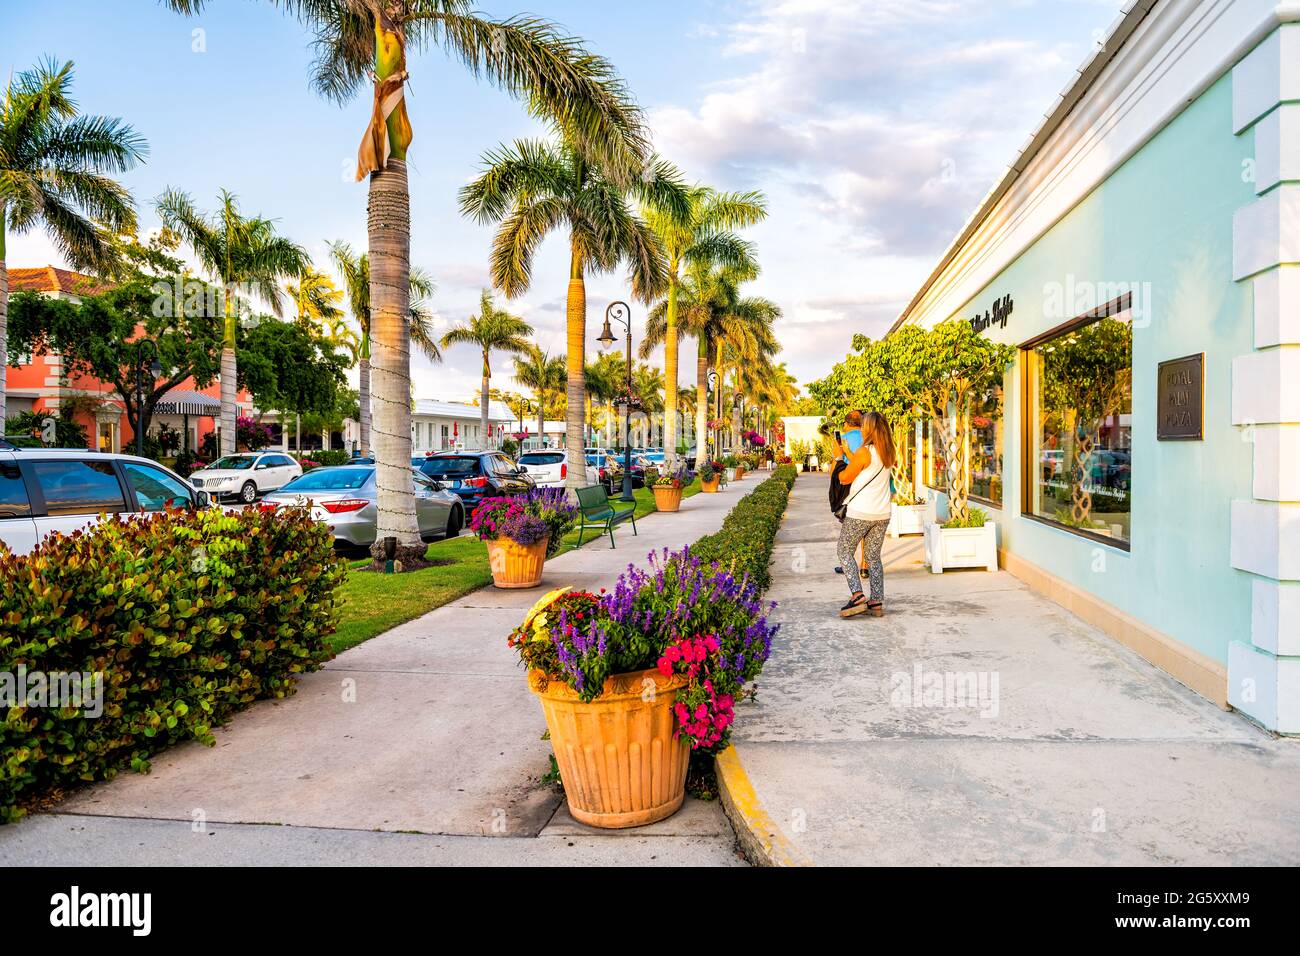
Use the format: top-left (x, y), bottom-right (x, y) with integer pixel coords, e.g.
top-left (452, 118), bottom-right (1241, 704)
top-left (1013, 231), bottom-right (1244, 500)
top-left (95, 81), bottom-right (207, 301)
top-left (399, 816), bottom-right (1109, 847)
top-left (0, 505), bottom-right (344, 822)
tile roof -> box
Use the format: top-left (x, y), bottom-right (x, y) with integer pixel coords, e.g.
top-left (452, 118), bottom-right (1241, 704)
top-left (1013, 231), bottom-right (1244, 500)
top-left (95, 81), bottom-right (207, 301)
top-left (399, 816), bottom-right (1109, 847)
top-left (7, 266), bottom-right (109, 297)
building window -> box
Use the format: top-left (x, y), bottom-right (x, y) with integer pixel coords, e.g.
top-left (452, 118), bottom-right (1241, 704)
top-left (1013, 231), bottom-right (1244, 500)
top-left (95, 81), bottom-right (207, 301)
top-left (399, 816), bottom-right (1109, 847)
top-left (1023, 301), bottom-right (1133, 547)
top-left (970, 385), bottom-right (1005, 506)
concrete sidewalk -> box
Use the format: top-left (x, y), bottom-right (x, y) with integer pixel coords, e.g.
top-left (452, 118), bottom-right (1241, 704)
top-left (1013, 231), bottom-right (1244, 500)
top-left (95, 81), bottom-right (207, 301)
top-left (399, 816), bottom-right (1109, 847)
top-left (723, 473), bottom-right (1300, 866)
top-left (0, 483), bottom-right (751, 866)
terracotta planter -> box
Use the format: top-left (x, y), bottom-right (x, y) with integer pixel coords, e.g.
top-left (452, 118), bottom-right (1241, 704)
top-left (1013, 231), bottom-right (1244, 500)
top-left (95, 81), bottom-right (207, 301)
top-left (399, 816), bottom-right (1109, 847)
top-left (529, 667), bottom-right (690, 829)
top-left (701, 477), bottom-right (720, 493)
top-left (735, 466), bottom-right (745, 480)
top-left (652, 484), bottom-right (684, 512)
top-left (486, 535), bottom-right (550, 589)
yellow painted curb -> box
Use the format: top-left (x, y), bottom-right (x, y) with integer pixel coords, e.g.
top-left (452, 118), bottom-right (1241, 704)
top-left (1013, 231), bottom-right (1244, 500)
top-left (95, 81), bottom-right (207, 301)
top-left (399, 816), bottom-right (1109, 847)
top-left (714, 745), bottom-right (814, 867)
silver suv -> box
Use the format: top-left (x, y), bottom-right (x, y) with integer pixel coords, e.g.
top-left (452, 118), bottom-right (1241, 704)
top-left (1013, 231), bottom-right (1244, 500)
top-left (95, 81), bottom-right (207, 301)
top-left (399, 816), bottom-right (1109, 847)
top-left (0, 445), bottom-right (208, 556)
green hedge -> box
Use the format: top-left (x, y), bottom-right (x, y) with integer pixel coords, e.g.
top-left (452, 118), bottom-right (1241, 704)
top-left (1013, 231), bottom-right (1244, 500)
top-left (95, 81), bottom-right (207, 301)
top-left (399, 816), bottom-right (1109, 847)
top-left (296, 449), bottom-right (352, 468)
top-left (0, 506), bottom-right (345, 822)
top-left (690, 465), bottom-right (797, 590)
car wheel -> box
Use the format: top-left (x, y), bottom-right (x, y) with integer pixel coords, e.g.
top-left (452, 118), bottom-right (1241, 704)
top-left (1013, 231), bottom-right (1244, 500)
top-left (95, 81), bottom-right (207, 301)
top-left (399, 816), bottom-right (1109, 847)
top-left (445, 505), bottom-right (463, 539)
top-left (239, 480), bottom-right (257, 504)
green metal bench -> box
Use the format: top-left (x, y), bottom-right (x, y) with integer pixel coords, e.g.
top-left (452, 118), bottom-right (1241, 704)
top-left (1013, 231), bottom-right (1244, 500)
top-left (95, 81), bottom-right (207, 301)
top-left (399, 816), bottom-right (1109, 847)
top-left (574, 484), bottom-right (637, 549)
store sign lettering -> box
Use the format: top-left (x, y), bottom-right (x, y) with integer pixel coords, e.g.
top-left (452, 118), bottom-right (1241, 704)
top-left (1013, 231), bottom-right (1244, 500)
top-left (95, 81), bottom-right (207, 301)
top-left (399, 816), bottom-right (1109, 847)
top-left (970, 294), bottom-right (1013, 334)
top-left (1157, 353), bottom-right (1204, 441)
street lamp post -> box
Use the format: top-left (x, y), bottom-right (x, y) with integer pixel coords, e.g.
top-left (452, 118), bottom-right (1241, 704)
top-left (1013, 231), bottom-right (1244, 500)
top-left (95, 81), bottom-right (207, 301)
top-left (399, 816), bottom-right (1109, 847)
top-left (133, 338), bottom-right (162, 457)
top-left (597, 301), bottom-right (636, 503)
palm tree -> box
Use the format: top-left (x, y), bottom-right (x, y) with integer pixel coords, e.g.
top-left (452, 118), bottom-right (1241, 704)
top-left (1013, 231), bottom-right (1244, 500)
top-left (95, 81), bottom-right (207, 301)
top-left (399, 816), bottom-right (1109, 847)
top-left (329, 240), bottom-right (440, 456)
top-left (165, 0), bottom-right (651, 564)
top-left (288, 267), bottom-right (345, 329)
top-left (514, 344), bottom-right (565, 449)
top-left (0, 58), bottom-right (146, 436)
top-left (643, 262), bottom-right (780, 468)
top-left (676, 385), bottom-right (696, 451)
top-left (157, 188), bottom-right (309, 456)
top-left (585, 351), bottom-right (622, 448)
top-left (460, 137), bottom-right (687, 487)
top-left (642, 186), bottom-right (767, 465)
top-left (440, 290), bottom-right (532, 446)
top-left (633, 362), bottom-right (664, 448)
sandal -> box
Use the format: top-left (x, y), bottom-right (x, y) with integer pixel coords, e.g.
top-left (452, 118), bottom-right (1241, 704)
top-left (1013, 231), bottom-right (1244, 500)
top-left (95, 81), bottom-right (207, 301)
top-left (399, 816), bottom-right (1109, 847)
top-left (840, 593), bottom-right (869, 619)
top-left (866, 601), bottom-right (884, 617)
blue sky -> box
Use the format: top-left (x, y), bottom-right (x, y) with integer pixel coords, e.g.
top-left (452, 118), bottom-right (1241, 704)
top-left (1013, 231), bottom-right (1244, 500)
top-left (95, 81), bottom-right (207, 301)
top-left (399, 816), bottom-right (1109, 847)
top-left (3, 0), bottom-right (1125, 402)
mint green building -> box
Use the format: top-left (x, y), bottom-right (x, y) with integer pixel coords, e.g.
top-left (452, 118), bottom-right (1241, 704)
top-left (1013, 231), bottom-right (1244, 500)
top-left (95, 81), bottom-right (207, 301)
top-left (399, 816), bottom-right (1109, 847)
top-left (894, 0), bottom-right (1300, 732)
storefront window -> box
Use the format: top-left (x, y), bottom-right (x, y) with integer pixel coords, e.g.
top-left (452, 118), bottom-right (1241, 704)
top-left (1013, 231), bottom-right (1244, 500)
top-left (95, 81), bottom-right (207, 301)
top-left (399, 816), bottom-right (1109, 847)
top-left (970, 386), bottom-right (1004, 505)
top-left (1025, 310), bottom-right (1133, 545)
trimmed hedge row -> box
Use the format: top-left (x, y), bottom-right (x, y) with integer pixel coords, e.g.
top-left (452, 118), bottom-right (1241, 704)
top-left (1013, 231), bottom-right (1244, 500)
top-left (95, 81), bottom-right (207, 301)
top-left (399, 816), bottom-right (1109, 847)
top-left (0, 506), bottom-right (345, 822)
top-left (690, 464), bottom-right (797, 590)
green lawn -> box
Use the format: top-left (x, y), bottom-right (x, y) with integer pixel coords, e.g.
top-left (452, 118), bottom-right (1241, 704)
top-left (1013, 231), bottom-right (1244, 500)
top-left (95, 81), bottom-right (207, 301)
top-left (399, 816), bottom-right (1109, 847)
top-left (328, 480), bottom-right (704, 654)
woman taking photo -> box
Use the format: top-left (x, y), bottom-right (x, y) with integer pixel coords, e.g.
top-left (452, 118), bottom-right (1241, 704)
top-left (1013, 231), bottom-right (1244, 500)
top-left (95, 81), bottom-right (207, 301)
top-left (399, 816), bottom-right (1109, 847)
top-left (835, 411), bottom-right (895, 618)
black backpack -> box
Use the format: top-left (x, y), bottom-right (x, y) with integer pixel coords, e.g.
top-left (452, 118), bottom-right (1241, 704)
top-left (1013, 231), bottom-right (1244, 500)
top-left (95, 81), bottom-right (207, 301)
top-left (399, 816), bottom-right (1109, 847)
top-left (829, 458), bottom-right (851, 515)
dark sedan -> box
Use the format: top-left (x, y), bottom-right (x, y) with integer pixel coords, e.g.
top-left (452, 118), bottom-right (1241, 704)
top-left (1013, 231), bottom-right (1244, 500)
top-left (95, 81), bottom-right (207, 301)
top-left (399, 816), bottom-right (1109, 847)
top-left (416, 451), bottom-right (535, 512)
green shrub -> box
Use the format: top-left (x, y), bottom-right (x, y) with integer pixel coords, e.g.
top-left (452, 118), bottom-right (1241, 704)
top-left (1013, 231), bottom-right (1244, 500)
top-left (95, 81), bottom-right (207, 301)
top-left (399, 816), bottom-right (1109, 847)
top-left (690, 465), bottom-right (797, 590)
top-left (942, 507), bottom-right (987, 529)
top-left (0, 505), bottom-right (345, 822)
top-left (4, 410), bottom-right (89, 449)
top-left (296, 449), bottom-right (350, 469)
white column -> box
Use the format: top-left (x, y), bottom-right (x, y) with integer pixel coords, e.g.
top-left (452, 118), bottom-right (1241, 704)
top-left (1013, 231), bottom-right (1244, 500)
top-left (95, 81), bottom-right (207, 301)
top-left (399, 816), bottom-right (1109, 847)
top-left (1227, 24), bottom-right (1300, 733)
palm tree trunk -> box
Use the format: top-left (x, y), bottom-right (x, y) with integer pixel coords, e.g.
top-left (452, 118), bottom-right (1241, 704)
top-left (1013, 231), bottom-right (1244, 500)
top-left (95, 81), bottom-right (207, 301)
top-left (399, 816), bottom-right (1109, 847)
top-left (358, 354), bottom-right (372, 455)
top-left (219, 345), bottom-right (237, 456)
top-left (0, 233), bottom-right (8, 439)
top-left (367, 157), bottom-right (422, 564)
top-left (479, 359), bottom-right (490, 450)
top-left (662, 278), bottom-right (678, 465)
top-left (564, 246), bottom-right (588, 489)
top-left (694, 337), bottom-right (708, 470)
top-left (537, 391), bottom-right (545, 451)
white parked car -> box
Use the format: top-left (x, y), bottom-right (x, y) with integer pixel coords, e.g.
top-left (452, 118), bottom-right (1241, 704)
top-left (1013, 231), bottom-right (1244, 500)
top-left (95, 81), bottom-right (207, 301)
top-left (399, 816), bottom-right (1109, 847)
top-left (188, 452), bottom-right (302, 504)
top-left (517, 451), bottom-right (567, 488)
top-left (0, 445), bottom-right (209, 556)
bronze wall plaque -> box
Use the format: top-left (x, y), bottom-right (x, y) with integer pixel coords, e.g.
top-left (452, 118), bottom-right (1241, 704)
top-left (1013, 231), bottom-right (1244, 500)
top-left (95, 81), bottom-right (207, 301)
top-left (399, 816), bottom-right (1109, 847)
top-left (1157, 353), bottom-right (1204, 440)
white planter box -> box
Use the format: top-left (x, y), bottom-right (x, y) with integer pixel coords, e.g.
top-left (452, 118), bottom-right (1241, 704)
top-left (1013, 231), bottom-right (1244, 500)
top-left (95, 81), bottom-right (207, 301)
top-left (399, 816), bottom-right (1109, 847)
top-left (727, 467), bottom-right (740, 481)
top-left (923, 521), bottom-right (998, 573)
top-left (889, 500), bottom-right (936, 538)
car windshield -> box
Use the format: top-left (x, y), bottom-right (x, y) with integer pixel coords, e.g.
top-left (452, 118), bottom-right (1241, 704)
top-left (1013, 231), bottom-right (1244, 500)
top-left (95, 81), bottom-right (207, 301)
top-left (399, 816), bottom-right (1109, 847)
top-left (279, 467), bottom-right (372, 491)
top-left (419, 457), bottom-right (480, 477)
top-left (209, 456), bottom-right (258, 471)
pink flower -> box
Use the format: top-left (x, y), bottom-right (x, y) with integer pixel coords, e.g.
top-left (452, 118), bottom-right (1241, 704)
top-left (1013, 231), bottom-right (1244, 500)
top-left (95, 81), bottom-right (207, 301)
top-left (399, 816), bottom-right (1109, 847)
top-left (657, 658), bottom-right (673, 677)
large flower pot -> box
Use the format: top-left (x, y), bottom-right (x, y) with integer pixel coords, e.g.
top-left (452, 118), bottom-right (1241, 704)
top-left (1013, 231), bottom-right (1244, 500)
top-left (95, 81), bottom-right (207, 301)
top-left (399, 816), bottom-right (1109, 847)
top-left (529, 667), bottom-right (690, 829)
top-left (923, 521), bottom-right (998, 573)
top-left (889, 500), bottom-right (937, 538)
top-left (652, 485), bottom-right (684, 512)
top-left (486, 535), bottom-right (550, 589)
top-left (726, 467), bottom-right (740, 482)
top-left (701, 477), bottom-right (720, 493)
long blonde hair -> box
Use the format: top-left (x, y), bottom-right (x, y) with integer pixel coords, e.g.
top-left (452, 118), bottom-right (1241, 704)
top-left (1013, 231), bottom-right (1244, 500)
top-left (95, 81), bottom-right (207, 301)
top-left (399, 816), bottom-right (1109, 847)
top-left (861, 411), bottom-right (896, 469)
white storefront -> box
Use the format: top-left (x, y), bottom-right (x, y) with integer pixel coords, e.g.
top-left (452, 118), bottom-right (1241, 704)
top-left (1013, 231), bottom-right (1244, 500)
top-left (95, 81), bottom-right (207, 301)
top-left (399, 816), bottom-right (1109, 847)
top-left (410, 399), bottom-right (515, 454)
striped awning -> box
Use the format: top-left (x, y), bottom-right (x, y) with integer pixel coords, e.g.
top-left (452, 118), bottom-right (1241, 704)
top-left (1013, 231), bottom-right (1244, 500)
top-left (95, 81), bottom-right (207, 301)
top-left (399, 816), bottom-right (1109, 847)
top-left (154, 389), bottom-right (221, 417)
